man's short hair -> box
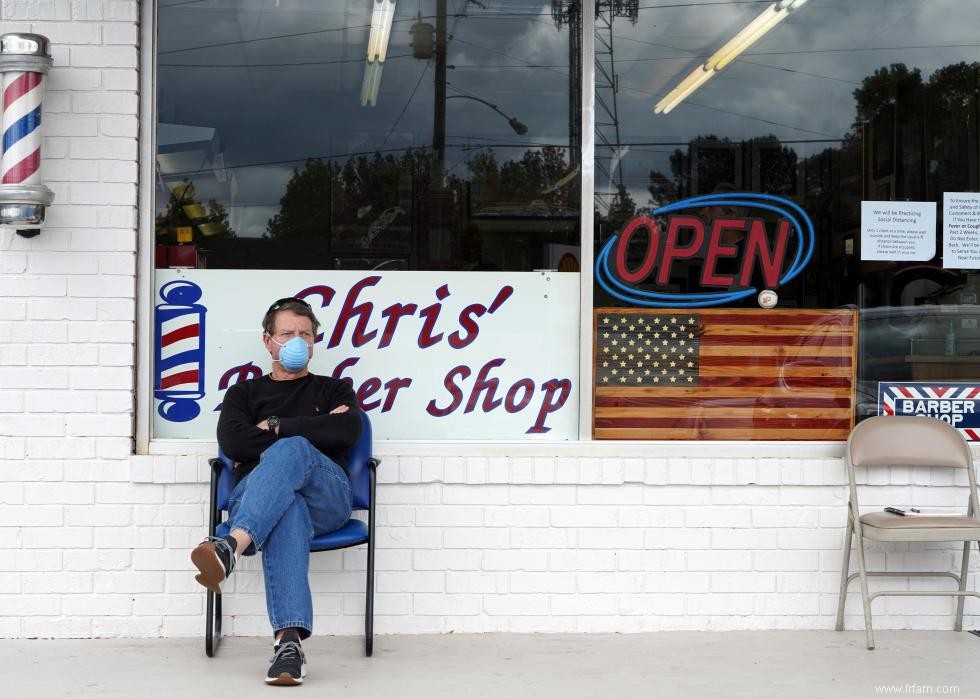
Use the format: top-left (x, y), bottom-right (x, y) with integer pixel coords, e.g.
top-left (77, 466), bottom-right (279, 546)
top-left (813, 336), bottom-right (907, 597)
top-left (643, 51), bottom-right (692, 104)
top-left (262, 297), bottom-right (320, 337)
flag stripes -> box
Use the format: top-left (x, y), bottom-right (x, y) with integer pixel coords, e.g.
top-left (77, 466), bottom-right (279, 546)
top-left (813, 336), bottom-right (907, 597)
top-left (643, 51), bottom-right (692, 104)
top-left (594, 308), bottom-right (857, 440)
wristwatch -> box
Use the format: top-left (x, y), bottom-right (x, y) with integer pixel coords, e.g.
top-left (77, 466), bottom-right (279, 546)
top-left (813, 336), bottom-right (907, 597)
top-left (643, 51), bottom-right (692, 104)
top-left (266, 416), bottom-right (280, 435)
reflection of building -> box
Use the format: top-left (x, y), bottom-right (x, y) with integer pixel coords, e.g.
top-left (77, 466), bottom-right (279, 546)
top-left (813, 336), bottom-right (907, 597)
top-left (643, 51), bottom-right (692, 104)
top-left (156, 123), bottom-right (238, 237)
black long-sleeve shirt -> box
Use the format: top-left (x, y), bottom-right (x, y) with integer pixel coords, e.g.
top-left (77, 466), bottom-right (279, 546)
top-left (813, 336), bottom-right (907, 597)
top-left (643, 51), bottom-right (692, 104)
top-left (217, 373), bottom-right (362, 481)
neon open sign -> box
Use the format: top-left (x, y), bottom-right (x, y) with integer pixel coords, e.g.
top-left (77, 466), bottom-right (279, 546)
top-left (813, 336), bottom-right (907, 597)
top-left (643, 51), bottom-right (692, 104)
top-left (595, 193), bottom-right (815, 307)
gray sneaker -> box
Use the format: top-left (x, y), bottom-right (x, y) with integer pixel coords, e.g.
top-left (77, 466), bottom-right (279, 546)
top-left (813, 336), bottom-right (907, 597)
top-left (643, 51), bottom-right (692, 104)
top-left (266, 640), bottom-right (306, 686)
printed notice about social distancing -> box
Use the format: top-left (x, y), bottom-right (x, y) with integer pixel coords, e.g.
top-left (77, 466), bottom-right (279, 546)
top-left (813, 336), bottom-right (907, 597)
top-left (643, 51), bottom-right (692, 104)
top-left (861, 200), bottom-right (936, 262)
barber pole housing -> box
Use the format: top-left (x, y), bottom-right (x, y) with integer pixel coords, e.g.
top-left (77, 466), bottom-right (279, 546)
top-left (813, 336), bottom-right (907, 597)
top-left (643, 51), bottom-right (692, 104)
top-left (0, 33), bottom-right (54, 227)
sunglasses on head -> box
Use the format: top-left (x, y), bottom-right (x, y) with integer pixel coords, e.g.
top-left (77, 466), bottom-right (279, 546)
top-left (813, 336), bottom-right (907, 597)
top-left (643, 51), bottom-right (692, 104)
top-left (268, 297), bottom-right (312, 312)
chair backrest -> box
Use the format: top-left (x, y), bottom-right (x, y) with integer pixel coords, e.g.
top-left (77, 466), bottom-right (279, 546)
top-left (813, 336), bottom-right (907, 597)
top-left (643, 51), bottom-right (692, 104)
top-left (847, 415), bottom-right (971, 470)
top-left (216, 410), bottom-right (375, 512)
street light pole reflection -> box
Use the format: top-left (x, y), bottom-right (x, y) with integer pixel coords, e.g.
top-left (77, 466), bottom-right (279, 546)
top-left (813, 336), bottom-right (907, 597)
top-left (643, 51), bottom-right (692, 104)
top-left (446, 94), bottom-right (529, 135)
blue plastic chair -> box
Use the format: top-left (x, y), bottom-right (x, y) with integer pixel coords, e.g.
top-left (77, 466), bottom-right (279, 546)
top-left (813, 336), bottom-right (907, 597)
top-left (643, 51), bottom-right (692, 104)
top-left (204, 410), bottom-right (379, 657)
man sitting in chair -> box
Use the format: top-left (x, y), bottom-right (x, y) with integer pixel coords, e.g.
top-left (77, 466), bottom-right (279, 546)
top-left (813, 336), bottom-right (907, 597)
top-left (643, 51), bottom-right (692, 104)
top-left (191, 297), bottom-right (362, 686)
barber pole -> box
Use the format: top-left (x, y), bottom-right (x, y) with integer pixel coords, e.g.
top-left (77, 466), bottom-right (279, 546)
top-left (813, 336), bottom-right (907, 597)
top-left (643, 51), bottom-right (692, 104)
top-left (0, 33), bottom-right (54, 226)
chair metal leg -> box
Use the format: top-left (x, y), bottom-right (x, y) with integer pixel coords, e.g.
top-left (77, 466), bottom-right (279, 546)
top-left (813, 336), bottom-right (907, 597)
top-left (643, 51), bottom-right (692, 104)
top-left (854, 535), bottom-right (875, 650)
top-left (955, 541), bottom-right (971, 631)
top-left (365, 466), bottom-right (376, 657)
top-left (205, 589), bottom-right (222, 657)
top-left (365, 539), bottom-right (375, 657)
top-left (835, 513), bottom-right (854, 632)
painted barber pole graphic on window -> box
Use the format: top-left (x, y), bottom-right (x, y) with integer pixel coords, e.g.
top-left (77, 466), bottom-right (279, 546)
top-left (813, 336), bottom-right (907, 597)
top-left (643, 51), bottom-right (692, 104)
top-left (154, 280), bottom-right (208, 422)
top-left (1, 70), bottom-right (43, 184)
top-left (878, 382), bottom-right (980, 441)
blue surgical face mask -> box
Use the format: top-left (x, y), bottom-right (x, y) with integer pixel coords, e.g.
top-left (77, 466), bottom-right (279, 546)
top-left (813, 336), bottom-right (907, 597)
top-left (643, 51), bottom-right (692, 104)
top-left (272, 336), bottom-right (311, 372)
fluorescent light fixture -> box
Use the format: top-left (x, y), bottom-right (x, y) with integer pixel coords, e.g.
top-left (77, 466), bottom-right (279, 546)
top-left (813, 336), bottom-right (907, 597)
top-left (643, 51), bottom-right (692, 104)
top-left (366, 0), bottom-right (395, 62)
top-left (654, 0), bottom-right (809, 114)
top-left (360, 60), bottom-right (384, 106)
top-left (654, 67), bottom-right (713, 114)
top-left (361, 0), bottom-right (396, 106)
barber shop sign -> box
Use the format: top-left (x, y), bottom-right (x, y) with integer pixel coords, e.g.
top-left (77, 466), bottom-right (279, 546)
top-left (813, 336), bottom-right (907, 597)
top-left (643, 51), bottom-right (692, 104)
top-left (595, 193), bottom-right (815, 307)
top-left (153, 270), bottom-right (579, 440)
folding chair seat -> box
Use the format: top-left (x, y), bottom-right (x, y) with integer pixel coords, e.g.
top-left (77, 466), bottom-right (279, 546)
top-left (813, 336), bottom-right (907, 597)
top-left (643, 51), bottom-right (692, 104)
top-left (835, 415), bottom-right (980, 649)
top-left (203, 410), bottom-right (379, 657)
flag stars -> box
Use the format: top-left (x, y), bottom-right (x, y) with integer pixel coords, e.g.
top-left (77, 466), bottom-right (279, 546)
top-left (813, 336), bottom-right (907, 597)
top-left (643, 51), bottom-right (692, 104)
top-left (670, 317), bottom-right (677, 323)
top-left (670, 376), bottom-right (677, 383)
top-left (619, 376), bottom-right (627, 383)
top-left (620, 317), bottom-right (627, 324)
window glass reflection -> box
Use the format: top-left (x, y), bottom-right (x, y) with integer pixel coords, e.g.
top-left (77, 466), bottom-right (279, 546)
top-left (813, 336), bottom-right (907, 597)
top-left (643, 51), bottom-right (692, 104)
top-left (594, 0), bottom-right (980, 432)
top-left (156, 0), bottom-right (581, 272)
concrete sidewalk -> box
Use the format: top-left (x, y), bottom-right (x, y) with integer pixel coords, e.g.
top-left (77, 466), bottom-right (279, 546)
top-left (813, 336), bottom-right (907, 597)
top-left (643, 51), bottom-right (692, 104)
top-left (1, 631), bottom-right (976, 698)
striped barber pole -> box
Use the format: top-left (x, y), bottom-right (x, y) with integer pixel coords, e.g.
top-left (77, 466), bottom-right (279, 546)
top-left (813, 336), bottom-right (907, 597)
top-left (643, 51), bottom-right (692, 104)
top-left (154, 280), bottom-right (208, 422)
top-left (879, 382), bottom-right (980, 441)
top-left (1, 70), bottom-right (43, 184)
top-left (158, 314), bottom-right (204, 392)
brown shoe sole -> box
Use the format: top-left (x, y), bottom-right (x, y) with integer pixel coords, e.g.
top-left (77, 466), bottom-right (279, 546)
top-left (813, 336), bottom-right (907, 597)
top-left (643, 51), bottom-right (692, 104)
top-left (190, 541), bottom-right (226, 594)
top-left (265, 672), bottom-right (303, 686)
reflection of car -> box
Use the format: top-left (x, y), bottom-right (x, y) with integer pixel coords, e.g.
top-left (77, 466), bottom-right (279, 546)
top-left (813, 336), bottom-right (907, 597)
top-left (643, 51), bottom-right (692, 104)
top-left (857, 304), bottom-right (980, 421)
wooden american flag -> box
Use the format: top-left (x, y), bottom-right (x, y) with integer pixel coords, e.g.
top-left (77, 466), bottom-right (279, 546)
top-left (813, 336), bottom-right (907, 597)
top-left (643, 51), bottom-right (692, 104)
top-left (593, 308), bottom-right (858, 440)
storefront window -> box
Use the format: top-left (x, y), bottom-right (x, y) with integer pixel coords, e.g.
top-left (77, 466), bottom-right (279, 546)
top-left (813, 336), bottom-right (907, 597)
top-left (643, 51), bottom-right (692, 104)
top-left (155, 0), bottom-right (580, 272)
top-left (151, 1), bottom-right (583, 442)
top-left (593, 0), bottom-right (980, 440)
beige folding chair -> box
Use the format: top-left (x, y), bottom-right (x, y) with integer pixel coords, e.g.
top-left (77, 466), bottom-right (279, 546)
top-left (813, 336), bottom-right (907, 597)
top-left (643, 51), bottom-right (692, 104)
top-left (836, 415), bottom-right (980, 649)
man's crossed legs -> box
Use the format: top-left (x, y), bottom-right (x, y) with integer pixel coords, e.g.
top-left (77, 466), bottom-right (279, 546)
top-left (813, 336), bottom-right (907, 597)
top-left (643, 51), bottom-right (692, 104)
top-left (192, 437), bottom-right (352, 686)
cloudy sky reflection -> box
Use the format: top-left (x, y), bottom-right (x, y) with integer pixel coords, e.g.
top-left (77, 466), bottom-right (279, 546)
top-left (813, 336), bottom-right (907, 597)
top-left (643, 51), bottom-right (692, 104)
top-left (156, 0), bottom-right (980, 235)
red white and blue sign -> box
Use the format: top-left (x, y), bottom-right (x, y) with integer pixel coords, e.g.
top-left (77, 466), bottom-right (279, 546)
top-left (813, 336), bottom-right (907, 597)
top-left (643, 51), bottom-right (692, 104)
top-left (878, 382), bottom-right (980, 441)
top-left (595, 192), bottom-right (815, 307)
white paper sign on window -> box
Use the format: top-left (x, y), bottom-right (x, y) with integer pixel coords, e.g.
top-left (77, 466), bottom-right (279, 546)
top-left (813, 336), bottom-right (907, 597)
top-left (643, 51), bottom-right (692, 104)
top-left (943, 192), bottom-right (980, 269)
top-left (860, 201), bottom-right (936, 261)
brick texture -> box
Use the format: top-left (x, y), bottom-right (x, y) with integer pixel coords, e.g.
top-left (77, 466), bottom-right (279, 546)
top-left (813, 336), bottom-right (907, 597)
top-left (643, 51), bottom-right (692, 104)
top-left (1, 4), bottom-right (979, 641)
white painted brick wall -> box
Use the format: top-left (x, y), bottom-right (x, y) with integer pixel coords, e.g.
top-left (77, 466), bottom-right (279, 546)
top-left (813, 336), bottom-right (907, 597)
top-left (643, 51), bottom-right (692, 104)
top-left (2, 2), bottom-right (980, 641)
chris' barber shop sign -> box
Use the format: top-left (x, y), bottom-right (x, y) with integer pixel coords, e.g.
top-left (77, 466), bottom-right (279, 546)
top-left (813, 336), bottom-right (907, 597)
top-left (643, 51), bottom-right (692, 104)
top-left (595, 193), bottom-right (815, 307)
top-left (153, 270), bottom-right (578, 440)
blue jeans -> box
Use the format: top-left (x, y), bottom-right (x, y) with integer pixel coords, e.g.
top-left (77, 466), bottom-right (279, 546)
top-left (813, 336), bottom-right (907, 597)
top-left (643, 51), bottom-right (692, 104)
top-left (227, 436), bottom-right (352, 640)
